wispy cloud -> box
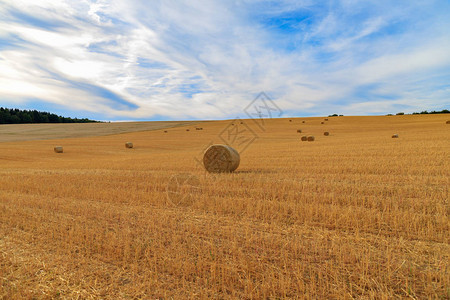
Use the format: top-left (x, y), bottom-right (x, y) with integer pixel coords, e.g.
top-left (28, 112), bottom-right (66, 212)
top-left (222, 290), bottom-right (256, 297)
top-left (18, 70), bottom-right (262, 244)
top-left (0, 0), bottom-right (449, 120)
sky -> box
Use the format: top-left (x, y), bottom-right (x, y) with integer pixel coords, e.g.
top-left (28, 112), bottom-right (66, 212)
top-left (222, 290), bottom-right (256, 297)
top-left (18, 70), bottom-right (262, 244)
top-left (0, 0), bottom-right (449, 121)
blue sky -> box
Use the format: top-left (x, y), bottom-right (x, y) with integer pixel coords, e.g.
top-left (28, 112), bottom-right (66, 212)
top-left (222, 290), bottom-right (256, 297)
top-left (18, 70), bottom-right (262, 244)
top-left (0, 0), bottom-right (449, 121)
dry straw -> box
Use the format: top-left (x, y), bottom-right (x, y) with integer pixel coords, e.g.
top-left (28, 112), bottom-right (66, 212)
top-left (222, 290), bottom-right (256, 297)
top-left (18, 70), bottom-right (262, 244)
top-left (307, 136), bottom-right (315, 141)
top-left (125, 142), bottom-right (133, 148)
top-left (392, 134), bottom-right (399, 138)
top-left (203, 144), bottom-right (240, 173)
top-left (301, 136), bottom-right (307, 141)
top-left (54, 146), bottom-right (63, 153)
top-left (324, 132), bottom-right (329, 136)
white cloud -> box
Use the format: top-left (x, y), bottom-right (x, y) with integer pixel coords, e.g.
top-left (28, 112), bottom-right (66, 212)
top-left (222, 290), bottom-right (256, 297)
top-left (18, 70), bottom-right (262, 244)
top-left (0, 0), bottom-right (449, 120)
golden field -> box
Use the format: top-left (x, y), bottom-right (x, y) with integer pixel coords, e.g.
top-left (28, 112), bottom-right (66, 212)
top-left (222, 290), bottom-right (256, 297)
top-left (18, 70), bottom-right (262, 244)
top-left (0, 114), bottom-right (449, 299)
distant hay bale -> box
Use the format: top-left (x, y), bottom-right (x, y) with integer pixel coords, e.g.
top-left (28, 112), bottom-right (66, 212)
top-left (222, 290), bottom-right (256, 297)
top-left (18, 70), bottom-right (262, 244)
top-left (240, 121), bottom-right (243, 124)
top-left (307, 136), bottom-right (315, 141)
top-left (302, 121), bottom-right (305, 123)
top-left (321, 122), bottom-right (324, 124)
top-left (195, 127), bottom-right (203, 130)
top-left (54, 146), bottom-right (63, 153)
top-left (125, 142), bottom-right (133, 148)
top-left (186, 129), bottom-right (190, 131)
top-left (392, 134), bottom-right (399, 138)
top-left (289, 119), bottom-right (292, 122)
top-left (164, 130), bottom-right (168, 133)
top-left (324, 132), bottom-right (329, 136)
top-left (324, 118), bottom-right (329, 121)
top-left (446, 120), bottom-right (450, 124)
top-left (203, 144), bottom-right (240, 173)
top-left (301, 136), bottom-right (307, 141)
top-left (297, 129), bottom-right (302, 133)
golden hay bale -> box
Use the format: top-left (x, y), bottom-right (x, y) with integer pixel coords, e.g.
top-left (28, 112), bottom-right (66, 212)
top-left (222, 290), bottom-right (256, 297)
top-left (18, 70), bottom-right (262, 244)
top-left (302, 121), bottom-right (305, 123)
top-left (321, 122), bottom-right (324, 124)
top-left (324, 118), bottom-right (329, 121)
top-left (240, 121), bottom-right (243, 124)
top-left (446, 120), bottom-right (450, 124)
top-left (125, 142), bottom-right (133, 148)
top-left (392, 134), bottom-right (399, 138)
top-left (324, 132), bottom-right (329, 136)
top-left (289, 119), bottom-right (292, 122)
top-left (301, 136), bottom-right (307, 141)
top-left (203, 144), bottom-right (240, 173)
top-left (186, 129), bottom-right (190, 131)
top-left (54, 146), bottom-right (63, 153)
top-left (164, 130), bottom-right (168, 133)
top-left (307, 136), bottom-right (315, 141)
top-left (297, 129), bottom-right (302, 133)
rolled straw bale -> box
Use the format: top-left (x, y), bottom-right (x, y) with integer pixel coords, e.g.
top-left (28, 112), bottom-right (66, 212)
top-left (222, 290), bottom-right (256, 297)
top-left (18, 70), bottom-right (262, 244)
top-left (321, 122), bottom-right (324, 124)
top-left (324, 118), bottom-right (329, 121)
top-left (125, 142), bottom-right (133, 148)
top-left (164, 130), bottom-right (168, 133)
top-left (186, 129), bottom-right (190, 131)
top-left (301, 136), bottom-right (307, 141)
top-left (307, 136), bottom-right (315, 141)
top-left (446, 120), bottom-right (450, 124)
top-left (324, 132), bottom-right (329, 136)
top-left (302, 121), bottom-right (305, 123)
top-left (297, 129), bottom-right (302, 133)
top-left (203, 144), bottom-right (240, 173)
top-left (392, 134), bottom-right (398, 138)
top-left (289, 119), bottom-right (292, 122)
top-left (54, 146), bottom-right (63, 153)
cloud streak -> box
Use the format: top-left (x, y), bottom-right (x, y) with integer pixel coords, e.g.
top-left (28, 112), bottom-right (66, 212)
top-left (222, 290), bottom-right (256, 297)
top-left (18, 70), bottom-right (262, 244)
top-left (0, 0), bottom-right (449, 120)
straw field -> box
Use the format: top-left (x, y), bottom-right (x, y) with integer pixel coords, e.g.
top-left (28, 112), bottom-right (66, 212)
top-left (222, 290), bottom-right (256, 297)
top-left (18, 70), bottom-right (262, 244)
top-left (0, 115), bottom-right (448, 299)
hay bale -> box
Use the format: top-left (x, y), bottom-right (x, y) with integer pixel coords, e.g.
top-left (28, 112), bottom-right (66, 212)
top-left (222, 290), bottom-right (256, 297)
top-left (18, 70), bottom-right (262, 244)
top-left (301, 136), bottom-right (307, 141)
top-left (54, 146), bottom-right (63, 153)
top-left (289, 119), bottom-right (292, 122)
top-left (240, 121), bottom-right (243, 124)
top-left (297, 129), bottom-right (302, 133)
top-left (125, 142), bottom-right (133, 148)
top-left (446, 120), bottom-right (450, 124)
top-left (307, 136), bottom-right (315, 141)
top-left (186, 129), bottom-right (190, 131)
top-left (324, 132), bottom-right (329, 136)
top-left (164, 130), bottom-right (168, 133)
top-left (324, 118), bottom-right (329, 121)
top-left (321, 122), bottom-right (324, 124)
top-left (392, 134), bottom-right (398, 138)
top-left (302, 121), bottom-right (305, 123)
top-left (203, 144), bottom-right (240, 173)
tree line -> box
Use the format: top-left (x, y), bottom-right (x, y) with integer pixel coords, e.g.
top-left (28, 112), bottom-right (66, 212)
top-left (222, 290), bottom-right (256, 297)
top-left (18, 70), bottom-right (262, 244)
top-left (0, 107), bottom-right (99, 124)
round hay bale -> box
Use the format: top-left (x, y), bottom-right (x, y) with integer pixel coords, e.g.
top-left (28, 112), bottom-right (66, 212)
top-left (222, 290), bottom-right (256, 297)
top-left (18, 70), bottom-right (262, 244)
top-left (324, 132), bottom-right (329, 136)
top-left (297, 129), bottom-right (302, 133)
top-left (392, 134), bottom-right (399, 138)
top-left (125, 142), bottom-right (133, 148)
top-left (54, 146), bottom-right (63, 153)
top-left (302, 121), bottom-right (305, 123)
top-left (186, 129), bottom-right (190, 131)
top-left (301, 136), bottom-right (307, 141)
top-left (446, 120), bottom-right (450, 124)
top-left (289, 119), bottom-right (292, 122)
top-left (324, 118), bottom-right (329, 121)
top-left (240, 121), bottom-right (243, 124)
top-left (321, 122), bottom-right (324, 124)
top-left (164, 130), bottom-right (168, 133)
top-left (203, 144), bottom-right (240, 173)
top-left (307, 136), bottom-right (315, 141)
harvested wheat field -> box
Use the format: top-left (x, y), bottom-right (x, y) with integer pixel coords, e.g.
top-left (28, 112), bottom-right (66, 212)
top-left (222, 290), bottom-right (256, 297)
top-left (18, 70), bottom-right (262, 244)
top-left (0, 115), bottom-right (449, 299)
